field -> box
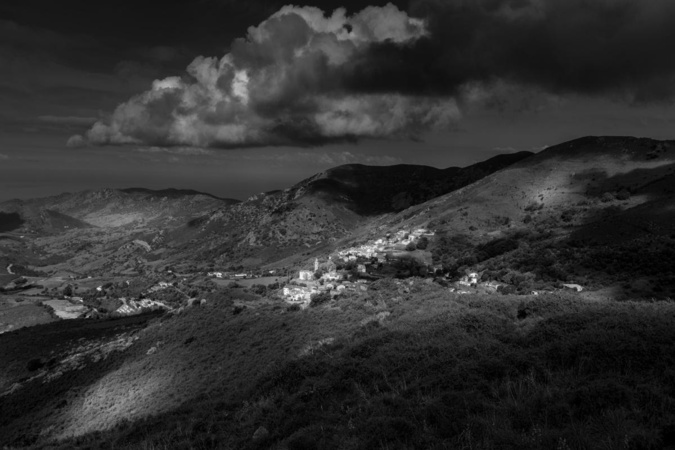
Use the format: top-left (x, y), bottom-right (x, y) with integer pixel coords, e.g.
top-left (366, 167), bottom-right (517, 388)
top-left (0, 297), bottom-right (55, 334)
top-left (212, 276), bottom-right (285, 288)
top-left (42, 299), bottom-right (88, 319)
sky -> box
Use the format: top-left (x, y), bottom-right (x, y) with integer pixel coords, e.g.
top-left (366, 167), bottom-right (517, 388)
top-left (1, 0), bottom-right (675, 201)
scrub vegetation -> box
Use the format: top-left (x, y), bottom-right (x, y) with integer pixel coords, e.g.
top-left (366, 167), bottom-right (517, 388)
top-left (2, 283), bottom-right (674, 449)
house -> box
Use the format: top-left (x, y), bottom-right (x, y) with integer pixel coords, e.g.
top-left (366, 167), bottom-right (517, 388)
top-left (282, 286), bottom-right (316, 305)
top-left (562, 283), bottom-right (583, 292)
top-left (299, 270), bottom-right (314, 281)
top-left (322, 271), bottom-right (344, 282)
top-left (234, 273), bottom-right (248, 279)
top-left (357, 264), bottom-right (367, 273)
top-left (458, 272), bottom-right (480, 287)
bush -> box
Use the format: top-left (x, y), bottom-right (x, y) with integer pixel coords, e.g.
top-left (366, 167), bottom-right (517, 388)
top-left (405, 242), bottom-right (417, 251)
top-left (250, 284), bottom-right (267, 296)
top-left (616, 189), bottom-right (631, 200)
top-left (26, 358), bottom-right (44, 372)
top-left (560, 209), bottom-right (576, 223)
top-left (310, 292), bottom-right (331, 307)
top-left (416, 237), bottom-right (429, 250)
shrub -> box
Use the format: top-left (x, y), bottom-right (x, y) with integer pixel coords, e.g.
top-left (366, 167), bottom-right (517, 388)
top-left (250, 284), bottom-right (267, 296)
top-left (416, 237), bottom-right (429, 250)
top-left (26, 358), bottom-right (44, 372)
top-left (405, 242), bottom-right (417, 251)
top-left (310, 292), bottom-right (331, 307)
top-left (524, 202), bottom-right (543, 212)
top-left (560, 209), bottom-right (576, 223)
top-left (616, 189), bottom-right (631, 200)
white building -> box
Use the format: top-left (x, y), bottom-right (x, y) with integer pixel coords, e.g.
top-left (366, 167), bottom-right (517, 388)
top-left (299, 270), bottom-right (314, 281)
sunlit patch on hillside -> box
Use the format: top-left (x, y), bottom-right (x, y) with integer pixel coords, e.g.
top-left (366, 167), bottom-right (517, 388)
top-left (59, 365), bottom-right (176, 439)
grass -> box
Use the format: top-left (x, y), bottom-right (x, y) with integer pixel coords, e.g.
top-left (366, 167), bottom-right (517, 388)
top-left (1, 283), bottom-right (672, 449)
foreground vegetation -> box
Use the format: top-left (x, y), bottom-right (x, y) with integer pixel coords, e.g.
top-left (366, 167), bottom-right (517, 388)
top-left (1, 282), bottom-right (670, 449)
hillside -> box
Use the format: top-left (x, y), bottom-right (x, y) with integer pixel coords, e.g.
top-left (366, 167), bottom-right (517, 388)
top-left (292, 151), bottom-right (532, 215)
top-left (348, 136), bottom-right (675, 297)
top-left (161, 152), bottom-right (532, 270)
top-left (2, 285), bottom-right (675, 449)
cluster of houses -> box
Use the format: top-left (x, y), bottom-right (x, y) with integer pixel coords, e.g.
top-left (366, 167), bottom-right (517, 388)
top-left (282, 257), bottom-right (368, 307)
top-left (335, 228), bottom-right (435, 261)
top-left (450, 271), bottom-right (505, 294)
top-left (114, 298), bottom-right (169, 315)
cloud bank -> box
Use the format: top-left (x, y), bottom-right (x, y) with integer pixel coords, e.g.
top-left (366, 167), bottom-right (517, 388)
top-left (73, 4), bottom-right (458, 148)
top-left (73, 0), bottom-right (675, 149)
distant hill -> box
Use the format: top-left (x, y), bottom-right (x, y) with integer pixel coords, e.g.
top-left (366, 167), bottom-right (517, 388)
top-left (291, 151), bottom-right (533, 215)
top-left (119, 187), bottom-right (238, 203)
top-left (0, 188), bottom-right (236, 231)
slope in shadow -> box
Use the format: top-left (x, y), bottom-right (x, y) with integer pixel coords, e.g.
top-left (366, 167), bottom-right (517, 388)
top-left (0, 212), bottom-right (23, 232)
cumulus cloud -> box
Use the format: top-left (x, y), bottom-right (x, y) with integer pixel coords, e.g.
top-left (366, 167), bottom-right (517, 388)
top-left (73, 0), bottom-right (675, 150)
top-left (73, 3), bottom-right (459, 149)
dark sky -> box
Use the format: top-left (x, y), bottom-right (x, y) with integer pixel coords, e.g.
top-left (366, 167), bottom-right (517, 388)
top-left (1, 0), bottom-right (675, 201)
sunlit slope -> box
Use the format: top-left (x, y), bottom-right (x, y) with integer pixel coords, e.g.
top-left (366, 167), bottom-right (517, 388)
top-left (370, 136), bottom-right (675, 238)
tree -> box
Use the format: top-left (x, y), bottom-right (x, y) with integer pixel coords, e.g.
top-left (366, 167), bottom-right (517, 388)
top-left (416, 237), bottom-right (429, 250)
top-left (310, 292), bottom-right (331, 307)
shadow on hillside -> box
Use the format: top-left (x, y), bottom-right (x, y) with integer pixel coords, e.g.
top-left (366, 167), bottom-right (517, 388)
top-left (574, 161), bottom-right (675, 200)
top-left (0, 212), bottom-right (24, 233)
top-left (23, 293), bottom-right (675, 450)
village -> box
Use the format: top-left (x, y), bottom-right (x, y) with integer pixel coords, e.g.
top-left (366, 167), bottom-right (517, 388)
top-left (0, 227), bottom-right (586, 329)
top-left (276, 227), bottom-right (585, 308)
top-left (278, 227), bottom-right (501, 308)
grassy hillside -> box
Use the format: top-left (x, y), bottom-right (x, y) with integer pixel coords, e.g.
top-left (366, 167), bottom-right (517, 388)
top-left (2, 282), bottom-right (675, 448)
